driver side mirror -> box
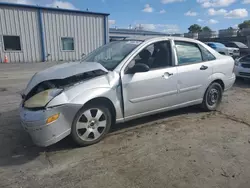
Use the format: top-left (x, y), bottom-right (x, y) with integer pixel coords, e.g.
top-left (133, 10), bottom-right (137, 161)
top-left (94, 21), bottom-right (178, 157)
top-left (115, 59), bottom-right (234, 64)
top-left (127, 63), bottom-right (150, 74)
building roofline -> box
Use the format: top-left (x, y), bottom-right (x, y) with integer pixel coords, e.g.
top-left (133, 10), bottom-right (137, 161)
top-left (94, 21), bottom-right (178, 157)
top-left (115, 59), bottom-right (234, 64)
top-left (0, 2), bottom-right (110, 16)
top-left (109, 29), bottom-right (168, 36)
top-left (110, 32), bottom-right (167, 36)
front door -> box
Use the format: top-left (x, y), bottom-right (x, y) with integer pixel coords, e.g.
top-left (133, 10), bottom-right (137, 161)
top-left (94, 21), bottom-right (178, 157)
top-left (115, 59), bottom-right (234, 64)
top-left (121, 40), bottom-right (178, 119)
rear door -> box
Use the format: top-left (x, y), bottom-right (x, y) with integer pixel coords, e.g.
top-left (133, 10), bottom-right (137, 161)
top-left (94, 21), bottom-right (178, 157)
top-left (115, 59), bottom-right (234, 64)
top-left (174, 41), bottom-right (215, 104)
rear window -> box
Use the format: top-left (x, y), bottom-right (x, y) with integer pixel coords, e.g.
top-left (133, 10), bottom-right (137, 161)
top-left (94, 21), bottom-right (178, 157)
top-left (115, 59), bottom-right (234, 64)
top-left (234, 42), bottom-right (248, 48)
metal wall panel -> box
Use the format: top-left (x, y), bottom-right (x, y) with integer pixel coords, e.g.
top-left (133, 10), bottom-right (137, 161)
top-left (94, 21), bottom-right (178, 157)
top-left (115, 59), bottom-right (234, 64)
top-left (42, 10), bottom-right (105, 62)
top-left (0, 6), bottom-right (42, 62)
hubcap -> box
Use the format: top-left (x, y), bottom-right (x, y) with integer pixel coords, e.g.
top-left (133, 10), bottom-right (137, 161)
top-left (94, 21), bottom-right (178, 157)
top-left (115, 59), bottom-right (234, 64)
top-left (76, 108), bottom-right (107, 141)
top-left (208, 88), bottom-right (219, 106)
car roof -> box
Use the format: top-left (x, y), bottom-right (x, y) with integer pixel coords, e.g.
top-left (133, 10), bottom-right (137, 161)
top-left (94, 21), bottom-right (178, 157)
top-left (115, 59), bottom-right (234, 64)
top-left (123, 36), bottom-right (201, 43)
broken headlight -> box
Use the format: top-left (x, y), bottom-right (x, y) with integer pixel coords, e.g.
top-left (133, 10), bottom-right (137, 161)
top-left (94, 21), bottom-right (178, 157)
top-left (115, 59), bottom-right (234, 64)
top-left (24, 89), bottom-right (63, 108)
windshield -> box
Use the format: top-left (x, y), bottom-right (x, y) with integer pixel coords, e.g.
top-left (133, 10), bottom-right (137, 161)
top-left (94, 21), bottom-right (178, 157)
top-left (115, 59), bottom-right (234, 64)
top-left (82, 40), bottom-right (142, 71)
top-left (234, 42), bottom-right (248, 48)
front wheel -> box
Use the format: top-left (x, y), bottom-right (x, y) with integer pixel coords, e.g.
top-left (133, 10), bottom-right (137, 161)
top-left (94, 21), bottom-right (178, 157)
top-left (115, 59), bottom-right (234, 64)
top-left (202, 82), bottom-right (223, 111)
top-left (71, 104), bottom-right (112, 146)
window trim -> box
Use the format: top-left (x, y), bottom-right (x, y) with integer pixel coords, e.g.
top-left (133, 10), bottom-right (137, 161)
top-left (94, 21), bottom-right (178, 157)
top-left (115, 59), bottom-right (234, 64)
top-left (124, 40), bottom-right (174, 74)
top-left (174, 40), bottom-right (204, 66)
top-left (61, 37), bottom-right (75, 52)
top-left (198, 44), bottom-right (216, 62)
top-left (174, 40), bottom-right (216, 66)
top-left (2, 35), bottom-right (22, 53)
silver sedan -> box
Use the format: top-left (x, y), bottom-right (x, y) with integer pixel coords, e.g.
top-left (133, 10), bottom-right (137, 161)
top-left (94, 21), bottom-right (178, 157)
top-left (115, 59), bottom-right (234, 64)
top-left (20, 36), bottom-right (236, 147)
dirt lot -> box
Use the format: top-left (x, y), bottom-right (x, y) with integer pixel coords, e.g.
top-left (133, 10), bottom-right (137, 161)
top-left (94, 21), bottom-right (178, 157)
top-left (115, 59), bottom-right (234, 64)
top-left (0, 63), bottom-right (250, 188)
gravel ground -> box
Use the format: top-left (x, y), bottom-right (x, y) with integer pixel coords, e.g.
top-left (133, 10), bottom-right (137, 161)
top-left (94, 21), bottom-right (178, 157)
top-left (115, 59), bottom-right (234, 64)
top-left (0, 63), bottom-right (250, 188)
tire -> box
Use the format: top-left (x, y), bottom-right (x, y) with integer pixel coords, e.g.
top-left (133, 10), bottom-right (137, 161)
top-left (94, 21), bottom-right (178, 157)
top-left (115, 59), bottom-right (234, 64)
top-left (201, 82), bottom-right (223, 111)
top-left (71, 104), bottom-right (112, 147)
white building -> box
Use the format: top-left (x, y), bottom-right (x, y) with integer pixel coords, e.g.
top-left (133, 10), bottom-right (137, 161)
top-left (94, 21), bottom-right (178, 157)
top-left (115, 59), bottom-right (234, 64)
top-left (0, 2), bottom-right (109, 63)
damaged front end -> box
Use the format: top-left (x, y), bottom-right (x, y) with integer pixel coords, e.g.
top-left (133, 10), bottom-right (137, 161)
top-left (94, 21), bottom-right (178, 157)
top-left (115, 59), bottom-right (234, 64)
top-left (22, 69), bottom-right (107, 109)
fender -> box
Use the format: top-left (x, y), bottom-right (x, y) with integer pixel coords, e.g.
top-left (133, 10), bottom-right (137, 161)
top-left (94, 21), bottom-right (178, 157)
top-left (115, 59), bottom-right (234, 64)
top-left (70, 87), bottom-right (124, 122)
top-left (211, 72), bottom-right (226, 83)
top-left (202, 72), bottom-right (226, 96)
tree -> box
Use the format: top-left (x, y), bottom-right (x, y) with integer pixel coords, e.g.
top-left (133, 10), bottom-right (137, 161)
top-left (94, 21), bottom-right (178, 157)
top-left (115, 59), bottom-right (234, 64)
top-left (238, 20), bottom-right (250, 30)
top-left (227, 27), bottom-right (234, 31)
top-left (202, 26), bottom-right (212, 32)
top-left (188, 24), bottom-right (202, 33)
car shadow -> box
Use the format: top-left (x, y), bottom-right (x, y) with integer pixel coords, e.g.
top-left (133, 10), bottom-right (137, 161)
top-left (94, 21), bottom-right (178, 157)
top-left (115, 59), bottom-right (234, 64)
top-left (36, 79), bottom-right (250, 154)
top-left (0, 79), bottom-right (247, 167)
top-left (0, 105), bottom-right (204, 168)
top-left (110, 105), bottom-right (202, 133)
top-left (0, 108), bottom-right (80, 167)
top-left (0, 109), bottom-right (43, 167)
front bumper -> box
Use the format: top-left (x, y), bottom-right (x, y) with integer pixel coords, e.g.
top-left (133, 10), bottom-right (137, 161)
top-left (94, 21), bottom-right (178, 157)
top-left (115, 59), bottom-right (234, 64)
top-left (234, 66), bottom-right (250, 78)
top-left (19, 104), bottom-right (81, 147)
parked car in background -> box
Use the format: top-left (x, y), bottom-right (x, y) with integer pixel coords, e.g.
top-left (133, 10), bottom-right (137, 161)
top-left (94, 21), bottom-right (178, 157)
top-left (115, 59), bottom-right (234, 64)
top-left (234, 54), bottom-right (250, 78)
top-left (205, 42), bottom-right (240, 58)
top-left (20, 37), bottom-right (236, 147)
top-left (222, 41), bottom-right (250, 56)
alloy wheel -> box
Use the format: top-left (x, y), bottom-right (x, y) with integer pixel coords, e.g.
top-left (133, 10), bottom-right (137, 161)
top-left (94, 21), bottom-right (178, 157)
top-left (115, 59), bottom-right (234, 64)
top-left (76, 108), bottom-right (107, 141)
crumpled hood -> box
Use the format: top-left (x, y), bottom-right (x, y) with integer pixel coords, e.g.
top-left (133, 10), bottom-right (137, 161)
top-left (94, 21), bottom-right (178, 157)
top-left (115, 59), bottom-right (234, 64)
top-left (24, 61), bottom-right (108, 95)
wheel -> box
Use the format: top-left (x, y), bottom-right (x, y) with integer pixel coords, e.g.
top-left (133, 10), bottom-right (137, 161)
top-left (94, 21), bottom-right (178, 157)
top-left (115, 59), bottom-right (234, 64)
top-left (202, 82), bottom-right (223, 111)
top-left (71, 104), bottom-right (112, 146)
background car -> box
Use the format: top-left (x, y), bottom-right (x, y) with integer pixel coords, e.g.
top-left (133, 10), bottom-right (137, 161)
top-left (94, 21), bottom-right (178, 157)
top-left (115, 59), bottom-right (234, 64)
top-left (222, 41), bottom-right (250, 56)
top-left (205, 42), bottom-right (240, 58)
top-left (234, 54), bottom-right (250, 78)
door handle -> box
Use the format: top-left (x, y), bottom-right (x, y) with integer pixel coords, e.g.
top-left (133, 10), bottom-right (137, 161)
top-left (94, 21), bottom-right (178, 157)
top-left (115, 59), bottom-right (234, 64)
top-left (162, 72), bottom-right (173, 78)
top-left (200, 65), bottom-right (208, 70)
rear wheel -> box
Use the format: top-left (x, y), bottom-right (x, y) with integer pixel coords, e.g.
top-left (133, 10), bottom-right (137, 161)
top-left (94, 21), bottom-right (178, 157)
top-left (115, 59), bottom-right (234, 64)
top-left (202, 82), bottom-right (223, 111)
top-left (71, 104), bottom-right (112, 146)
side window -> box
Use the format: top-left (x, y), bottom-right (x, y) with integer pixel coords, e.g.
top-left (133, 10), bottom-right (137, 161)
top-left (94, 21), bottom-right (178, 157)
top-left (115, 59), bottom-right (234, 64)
top-left (199, 44), bottom-right (216, 61)
top-left (3, 36), bottom-right (21, 51)
top-left (61, 37), bottom-right (74, 51)
top-left (175, 41), bottom-right (202, 65)
top-left (226, 43), bottom-right (236, 48)
top-left (230, 43), bottom-right (237, 48)
top-left (130, 41), bottom-right (172, 70)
